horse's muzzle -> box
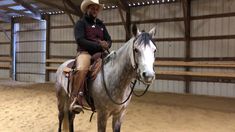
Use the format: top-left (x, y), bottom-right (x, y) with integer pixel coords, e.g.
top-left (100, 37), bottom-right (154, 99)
top-left (141, 71), bottom-right (155, 84)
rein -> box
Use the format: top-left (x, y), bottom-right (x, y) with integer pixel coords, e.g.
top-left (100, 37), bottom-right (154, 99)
top-left (101, 38), bottom-right (151, 105)
top-left (133, 80), bottom-right (150, 97)
top-left (101, 53), bottom-right (136, 105)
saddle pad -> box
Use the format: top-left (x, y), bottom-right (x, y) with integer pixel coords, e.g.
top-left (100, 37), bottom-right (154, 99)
top-left (66, 61), bottom-right (76, 69)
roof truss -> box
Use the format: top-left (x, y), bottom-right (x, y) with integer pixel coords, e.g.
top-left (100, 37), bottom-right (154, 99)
top-left (13, 0), bottom-right (41, 20)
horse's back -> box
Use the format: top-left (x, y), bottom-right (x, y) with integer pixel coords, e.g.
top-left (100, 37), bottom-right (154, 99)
top-left (55, 59), bottom-right (75, 93)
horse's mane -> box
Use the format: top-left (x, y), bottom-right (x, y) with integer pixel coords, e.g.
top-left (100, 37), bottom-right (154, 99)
top-left (103, 38), bottom-right (134, 64)
top-left (104, 32), bottom-right (156, 64)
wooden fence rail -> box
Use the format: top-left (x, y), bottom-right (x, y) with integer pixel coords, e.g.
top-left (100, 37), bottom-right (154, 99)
top-left (0, 57), bottom-right (12, 69)
top-left (45, 59), bottom-right (235, 78)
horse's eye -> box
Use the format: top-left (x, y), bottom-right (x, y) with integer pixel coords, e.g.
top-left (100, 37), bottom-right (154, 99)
top-left (154, 49), bottom-right (156, 53)
top-left (134, 48), bottom-right (139, 53)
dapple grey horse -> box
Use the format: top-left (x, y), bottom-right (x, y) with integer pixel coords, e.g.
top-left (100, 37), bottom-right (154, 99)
top-left (55, 26), bottom-right (157, 132)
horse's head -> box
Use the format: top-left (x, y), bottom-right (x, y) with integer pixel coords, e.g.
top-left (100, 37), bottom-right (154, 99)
top-left (131, 25), bottom-right (157, 84)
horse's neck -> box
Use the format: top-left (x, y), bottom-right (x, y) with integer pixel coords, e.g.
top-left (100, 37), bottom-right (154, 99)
top-left (106, 38), bottom-right (135, 92)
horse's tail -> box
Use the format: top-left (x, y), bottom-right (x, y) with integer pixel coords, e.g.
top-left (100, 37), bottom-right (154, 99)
top-left (56, 59), bottom-right (75, 131)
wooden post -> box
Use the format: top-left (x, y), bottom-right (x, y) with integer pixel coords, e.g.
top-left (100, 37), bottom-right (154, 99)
top-left (44, 15), bottom-right (50, 81)
top-left (182, 0), bottom-right (191, 93)
top-left (117, 0), bottom-right (131, 41)
top-left (126, 9), bottom-right (131, 40)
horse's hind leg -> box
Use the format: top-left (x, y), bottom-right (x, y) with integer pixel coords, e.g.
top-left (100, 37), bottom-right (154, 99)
top-left (56, 84), bottom-right (69, 132)
top-left (97, 111), bottom-right (108, 132)
top-left (112, 111), bottom-right (125, 132)
top-left (56, 85), bottom-right (64, 132)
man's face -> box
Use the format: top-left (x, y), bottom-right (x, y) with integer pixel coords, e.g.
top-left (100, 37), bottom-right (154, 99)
top-left (87, 4), bottom-right (100, 18)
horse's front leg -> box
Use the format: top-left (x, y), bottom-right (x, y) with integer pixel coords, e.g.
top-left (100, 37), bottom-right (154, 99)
top-left (58, 111), bottom-right (64, 132)
top-left (68, 111), bottom-right (75, 132)
top-left (112, 110), bottom-right (126, 132)
top-left (97, 111), bottom-right (108, 132)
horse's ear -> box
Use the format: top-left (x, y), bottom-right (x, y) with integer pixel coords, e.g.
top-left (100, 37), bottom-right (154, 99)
top-left (149, 27), bottom-right (156, 38)
top-left (132, 24), bottom-right (140, 37)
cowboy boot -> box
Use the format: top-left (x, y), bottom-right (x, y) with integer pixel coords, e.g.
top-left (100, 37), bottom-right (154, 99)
top-left (69, 70), bottom-right (88, 113)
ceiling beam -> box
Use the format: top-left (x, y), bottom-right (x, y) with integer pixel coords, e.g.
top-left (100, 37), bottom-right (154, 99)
top-left (14, 10), bottom-right (39, 19)
top-left (34, 0), bottom-right (77, 15)
top-left (117, 0), bottom-right (129, 11)
top-left (0, 12), bottom-right (11, 22)
top-left (65, 0), bottom-right (82, 17)
top-left (13, 0), bottom-right (41, 20)
top-left (0, 1), bottom-right (37, 8)
top-left (1, 7), bottom-right (40, 21)
top-left (117, 0), bottom-right (131, 40)
top-left (0, 3), bottom-right (19, 8)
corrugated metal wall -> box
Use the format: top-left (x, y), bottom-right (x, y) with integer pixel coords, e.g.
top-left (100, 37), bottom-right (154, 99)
top-left (190, 0), bottom-right (235, 97)
top-left (45, 0), bottom-right (235, 98)
top-left (132, 3), bottom-right (186, 93)
top-left (48, 5), bottom-right (186, 93)
top-left (49, 14), bottom-right (79, 81)
top-left (0, 23), bottom-right (11, 79)
top-left (15, 21), bottom-right (46, 82)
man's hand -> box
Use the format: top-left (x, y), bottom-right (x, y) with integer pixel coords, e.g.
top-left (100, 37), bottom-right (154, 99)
top-left (98, 40), bottom-right (109, 50)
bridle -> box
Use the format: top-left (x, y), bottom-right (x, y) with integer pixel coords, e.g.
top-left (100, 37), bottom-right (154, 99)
top-left (101, 33), bottom-right (156, 105)
top-left (131, 34), bottom-right (155, 97)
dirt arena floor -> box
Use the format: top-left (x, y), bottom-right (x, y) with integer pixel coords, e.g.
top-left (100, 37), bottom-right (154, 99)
top-left (0, 79), bottom-right (235, 132)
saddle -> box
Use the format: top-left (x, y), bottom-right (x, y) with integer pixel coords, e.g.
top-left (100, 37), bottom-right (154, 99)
top-left (63, 52), bottom-right (103, 80)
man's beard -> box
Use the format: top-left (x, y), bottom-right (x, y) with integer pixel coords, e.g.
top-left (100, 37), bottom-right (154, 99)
top-left (87, 12), bottom-right (97, 20)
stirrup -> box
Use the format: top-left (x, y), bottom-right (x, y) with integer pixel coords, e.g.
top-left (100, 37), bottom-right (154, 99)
top-left (69, 97), bottom-right (84, 114)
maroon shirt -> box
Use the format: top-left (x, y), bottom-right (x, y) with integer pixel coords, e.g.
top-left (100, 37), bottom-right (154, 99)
top-left (74, 14), bottom-right (112, 55)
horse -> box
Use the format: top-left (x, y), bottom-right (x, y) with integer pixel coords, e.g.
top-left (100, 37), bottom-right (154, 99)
top-left (55, 25), bottom-right (157, 132)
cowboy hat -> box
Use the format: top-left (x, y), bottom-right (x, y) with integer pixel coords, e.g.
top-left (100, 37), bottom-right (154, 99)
top-left (80, 0), bottom-right (104, 13)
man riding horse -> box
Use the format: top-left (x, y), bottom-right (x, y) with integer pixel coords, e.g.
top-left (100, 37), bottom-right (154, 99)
top-left (70, 0), bottom-right (112, 113)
